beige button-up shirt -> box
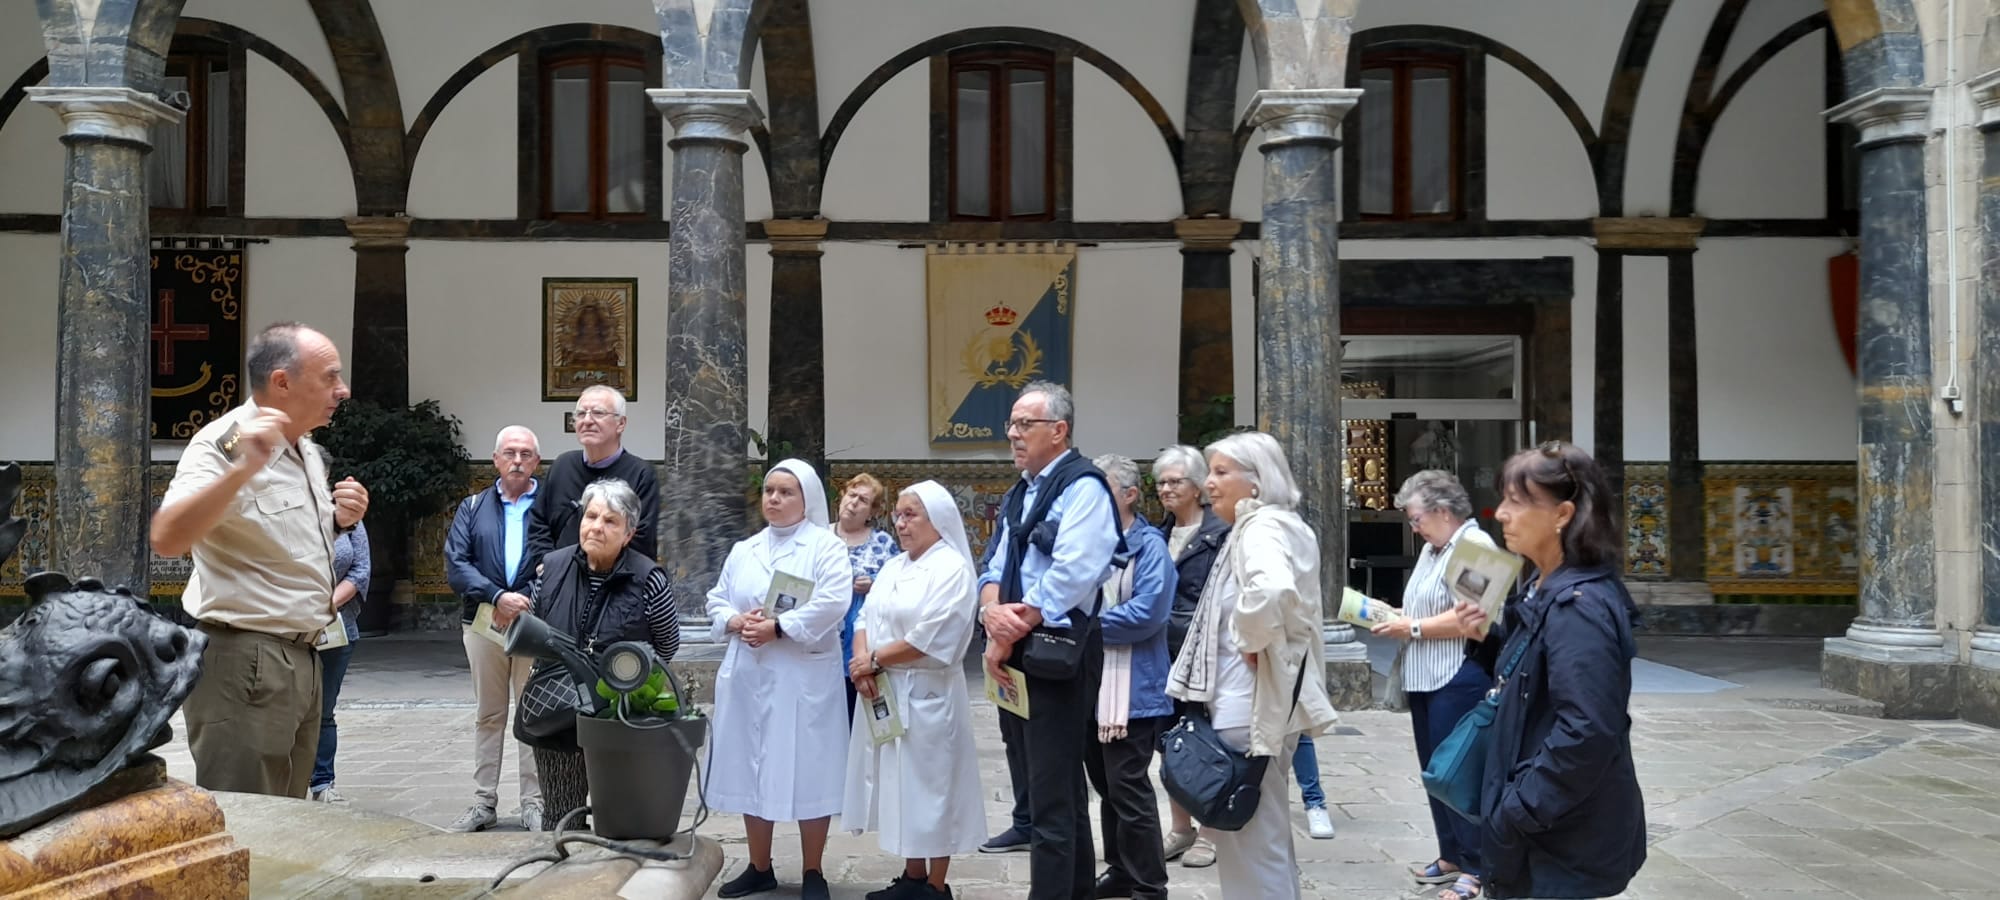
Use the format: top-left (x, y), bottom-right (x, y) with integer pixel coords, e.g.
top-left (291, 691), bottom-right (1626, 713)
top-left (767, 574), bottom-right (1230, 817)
top-left (163, 402), bottom-right (339, 636)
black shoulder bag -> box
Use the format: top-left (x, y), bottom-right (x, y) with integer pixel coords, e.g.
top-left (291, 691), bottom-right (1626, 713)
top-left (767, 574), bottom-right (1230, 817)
top-left (1158, 658), bottom-right (1309, 831)
top-left (514, 565), bottom-right (610, 750)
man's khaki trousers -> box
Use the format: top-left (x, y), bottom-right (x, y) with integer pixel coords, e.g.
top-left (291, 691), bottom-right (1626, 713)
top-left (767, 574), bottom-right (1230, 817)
top-left (184, 623), bottom-right (323, 798)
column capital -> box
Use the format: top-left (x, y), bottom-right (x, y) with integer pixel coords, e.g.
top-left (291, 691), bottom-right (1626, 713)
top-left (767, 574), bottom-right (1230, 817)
top-left (650, 88), bottom-right (763, 140)
top-left (1245, 88), bottom-right (1361, 141)
top-left (344, 215), bottom-right (412, 249)
top-left (26, 85), bottom-right (181, 144)
top-left (1173, 217), bottom-right (1243, 251)
top-left (1970, 69), bottom-right (2000, 131)
top-left (1591, 217), bottom-right (1705, 251)
top-left (1825, 86), bottom-right (1932, 145)
top-left (763, 217), bottom-right (828, 255)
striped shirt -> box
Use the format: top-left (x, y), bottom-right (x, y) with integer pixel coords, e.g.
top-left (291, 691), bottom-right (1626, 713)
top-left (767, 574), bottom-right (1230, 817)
top-left (1402, 519), bottom-right (1498, 693)
top-left (582, 567), bottom-right (682, 664)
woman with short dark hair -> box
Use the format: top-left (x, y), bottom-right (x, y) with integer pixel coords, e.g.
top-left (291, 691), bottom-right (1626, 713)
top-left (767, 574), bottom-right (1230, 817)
top-left (1454, 441), bottom-right (1645, 900)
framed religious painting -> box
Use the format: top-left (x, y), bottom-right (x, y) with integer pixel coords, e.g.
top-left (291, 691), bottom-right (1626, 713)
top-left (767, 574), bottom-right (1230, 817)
top-left (542, 277), bottom-right (638, 401)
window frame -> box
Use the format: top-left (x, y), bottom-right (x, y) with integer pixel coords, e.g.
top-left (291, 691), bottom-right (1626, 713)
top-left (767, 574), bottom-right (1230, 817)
top-left (1343, 37), bottom-right (1485, 224)
top-left (932, 45), bottom-right (1071, 224)
top-left (152, 38), bottom-right (246, 217)
top-left (521, 41), bottom-right (663, 223)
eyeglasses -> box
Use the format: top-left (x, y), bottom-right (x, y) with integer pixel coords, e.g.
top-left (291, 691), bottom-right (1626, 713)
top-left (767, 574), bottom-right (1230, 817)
top-left (1156, 477), bottom-right (1194, 490)
top-left (574, 408), bottom-right (622, 421)
top-left (1005, 418), bottom-right (1060, 434)
top-left (497, 449), bottom-right (538, 460)
top-left (891, 510), bottom-right (926, 523)
top-left (1407, 508), bottom-right (1428, 530)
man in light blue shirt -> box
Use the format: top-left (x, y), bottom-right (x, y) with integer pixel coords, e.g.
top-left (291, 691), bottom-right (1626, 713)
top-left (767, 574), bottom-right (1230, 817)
top-left (974, 381), bottom-right (1119, 900)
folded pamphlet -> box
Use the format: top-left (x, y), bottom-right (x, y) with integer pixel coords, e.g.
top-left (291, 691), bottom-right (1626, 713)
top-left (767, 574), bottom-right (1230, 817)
top-left (865, 672), bottom-right (905, 745)
top-left (1336, 587), bottom-right (1403, 627)
top-left (985, 664), bottom-right (1031, 719)
top-left (467, 601), bottom-right (509, 648)
top-left (763, 570), bottom-right (814, 617)
top-left (1441, 540), bottom-right (1524, 637)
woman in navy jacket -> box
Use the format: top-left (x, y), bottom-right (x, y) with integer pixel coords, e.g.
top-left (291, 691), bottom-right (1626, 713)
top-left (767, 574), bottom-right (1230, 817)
top-left (1455, 441), bottom-right (1646, 900)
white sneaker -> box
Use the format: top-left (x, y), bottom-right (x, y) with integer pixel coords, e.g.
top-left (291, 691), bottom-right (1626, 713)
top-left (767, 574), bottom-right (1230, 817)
top-left (311, 785), bottom-right (348, 804)
top-left (1305, 806), bottom-right (1335, 839)
top-left (446, 804), bottom-right (498, 833)
top-left (519, 800), bottom-right (545, 832)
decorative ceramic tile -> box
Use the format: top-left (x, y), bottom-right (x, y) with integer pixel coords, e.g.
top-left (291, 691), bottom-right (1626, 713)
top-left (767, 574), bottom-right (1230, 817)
top-left (1624, 464), bottom-right (1669, 578)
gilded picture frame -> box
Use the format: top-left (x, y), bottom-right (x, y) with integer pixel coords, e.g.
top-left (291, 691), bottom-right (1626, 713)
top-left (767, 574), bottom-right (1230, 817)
top-left (542, 277), bottom-right (638, 402)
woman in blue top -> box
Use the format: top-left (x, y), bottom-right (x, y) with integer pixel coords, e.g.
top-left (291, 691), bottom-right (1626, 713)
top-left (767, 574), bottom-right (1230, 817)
top-left (310, 519), bottom-right (370, 804)
top-left (833, 473), bottom-right (899, 722)
top-left (1455, 442), bottom-right (1646, 900)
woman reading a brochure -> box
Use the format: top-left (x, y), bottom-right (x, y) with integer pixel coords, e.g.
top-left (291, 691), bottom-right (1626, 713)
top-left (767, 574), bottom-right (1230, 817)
top-left (1454, 442), bottom-right (1646, 900)
top-left (704, 459), bottom-right (856, 900)
top-left (839, 479), bottom-right (985, 900)
top-left (1374, 470), bottom-right (1502, 900)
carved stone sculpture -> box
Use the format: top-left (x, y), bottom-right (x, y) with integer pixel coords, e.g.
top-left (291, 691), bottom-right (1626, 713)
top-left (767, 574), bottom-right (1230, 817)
top-left (0, 461), bottom-right (208, 838)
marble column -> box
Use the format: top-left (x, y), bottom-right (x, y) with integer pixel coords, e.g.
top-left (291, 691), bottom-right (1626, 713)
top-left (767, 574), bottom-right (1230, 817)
top-left (650, 88), bottom-right (762, 602)
top-left (1967, 71), bottom-right (2000, 727)
top-left (1245, 88), bottom-right (1369, 709)
top-left (1820, 86), bottom-right (1955, 717)
top-left (763, 218), bottom-right (827, 471)
top-left (28, 86), bottom-right (179, 592)
top-left (344, 215), bottom-right (412, 409)
top-left (1173, 217), bottom-right (1240, 445)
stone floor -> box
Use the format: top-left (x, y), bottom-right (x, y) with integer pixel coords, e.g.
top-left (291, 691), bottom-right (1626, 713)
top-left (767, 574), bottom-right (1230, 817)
top-left (156, 634), bottom-right (2000, 899)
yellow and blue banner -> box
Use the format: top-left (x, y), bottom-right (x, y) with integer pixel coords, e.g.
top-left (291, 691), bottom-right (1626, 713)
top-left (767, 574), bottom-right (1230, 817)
top-left (927, 243), bottom-right (1077, 446)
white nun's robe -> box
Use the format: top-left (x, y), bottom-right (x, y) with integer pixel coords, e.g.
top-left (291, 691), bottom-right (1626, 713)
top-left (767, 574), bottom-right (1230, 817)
top-left (838, 542), bottom-right (985, 858)
top-left (702, 519), bottom-right (855, 821)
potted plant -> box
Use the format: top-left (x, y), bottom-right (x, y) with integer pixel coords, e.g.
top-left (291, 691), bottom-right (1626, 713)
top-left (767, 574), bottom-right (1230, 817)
top-left (575, 646), bottom-right (708, 841)
top-left (314, 399), bottom-right (472, 633)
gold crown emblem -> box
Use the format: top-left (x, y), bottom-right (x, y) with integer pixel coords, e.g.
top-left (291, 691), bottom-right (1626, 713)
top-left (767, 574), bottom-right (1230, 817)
top-left (984, 304), bottom-right (1019, 327)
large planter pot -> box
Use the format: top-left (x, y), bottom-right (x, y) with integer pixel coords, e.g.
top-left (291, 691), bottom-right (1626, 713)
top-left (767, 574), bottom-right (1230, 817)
top-left (575, 714), bottom-right (708, 841)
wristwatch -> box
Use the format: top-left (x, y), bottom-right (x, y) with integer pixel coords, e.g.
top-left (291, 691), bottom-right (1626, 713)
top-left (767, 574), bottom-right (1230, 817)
top-left (1410, 619), bottom-right (1425, 640)
top-left (870, 651), bottom-right (883, 674)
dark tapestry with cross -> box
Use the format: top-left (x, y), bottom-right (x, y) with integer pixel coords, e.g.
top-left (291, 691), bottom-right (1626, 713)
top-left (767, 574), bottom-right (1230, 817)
top-left (149, 247), bottom-right (245, 440)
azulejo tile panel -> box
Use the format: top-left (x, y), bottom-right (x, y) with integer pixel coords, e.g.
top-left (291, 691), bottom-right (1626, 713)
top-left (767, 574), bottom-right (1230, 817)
top-left (1624, 464), bottom-right (1669, 578)
top-left (0, 463), bottom-right (190, 598)
top-left (1700, 463), bottom-right (1857, 595)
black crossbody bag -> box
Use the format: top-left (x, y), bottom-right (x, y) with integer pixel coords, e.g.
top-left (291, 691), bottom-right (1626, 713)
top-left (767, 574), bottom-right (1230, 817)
top-left (1158, 659), bottom-right (1308, 831)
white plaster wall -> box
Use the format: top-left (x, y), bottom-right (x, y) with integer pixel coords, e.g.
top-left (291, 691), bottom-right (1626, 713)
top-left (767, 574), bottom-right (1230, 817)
top-left (0, 234), bottom-right (58, 460)
top-left (1695, 238), bottom-right (1855, 460)
top-left (243, 55), bottom-right (357, 218)
top-left (372, 1), bottom-right (657, 126)
top-left (182, 0), bottom-right (345, 110)
top-left (820, 66), bottom-right (928, 221)
top-left (407, 59), bottom-right (516, 219)
top-left (405, 241), bottom-right (772, 461)
top-left (0, 87), bottom-right (63, 216)
top-left (1072, 66), bottom-right (1182, 221)
top-left (1622, 255), bottom-right (1671, 460)
top-left (1625, 0), bottom-right (1721, 216)
top-left (821, 243), bottom-right (1183, 460)
top-left (1697, 36), bottom-right (1826, 218)
top-left (1484, 61), bottom-right (1600, 219)
top-left (810, 0), bottom-right (1193, 136)
top-left (1716, 0), bottom-right (1826, 79)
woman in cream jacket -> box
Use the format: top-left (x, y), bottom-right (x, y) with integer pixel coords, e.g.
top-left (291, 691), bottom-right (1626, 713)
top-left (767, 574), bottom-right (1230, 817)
top-left (1165, 431), bottom-right (1339, 900)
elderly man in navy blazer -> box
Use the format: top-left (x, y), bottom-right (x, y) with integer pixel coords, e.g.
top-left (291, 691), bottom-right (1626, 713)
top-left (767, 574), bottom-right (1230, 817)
top-left (444, 425), bottom-right (545, 832)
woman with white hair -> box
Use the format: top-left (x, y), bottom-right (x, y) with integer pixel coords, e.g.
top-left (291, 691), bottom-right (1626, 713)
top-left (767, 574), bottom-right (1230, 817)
top-left (706, 459), bottom-right (855, 900)
top-left (1165, 431), bottom-right (1339, 900)
top-left (517, 478), bottom-right (678, 831)
top-left (1380, 470), bottom-right (1499, 900)
top-left (841, 480), bottom-right (986, 900)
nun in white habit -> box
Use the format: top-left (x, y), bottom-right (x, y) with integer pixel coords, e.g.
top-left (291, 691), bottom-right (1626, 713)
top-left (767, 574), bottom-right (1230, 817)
top-left (705, 459), bottom-right (855, 900)
top-left (840, 480), bottom-right (986, 899)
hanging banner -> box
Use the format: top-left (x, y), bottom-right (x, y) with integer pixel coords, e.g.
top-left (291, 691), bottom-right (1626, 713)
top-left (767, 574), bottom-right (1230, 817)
top-left (927, 243), bottom-right (1076, 446)
top-left (149, 247), bottom-right (245, 440)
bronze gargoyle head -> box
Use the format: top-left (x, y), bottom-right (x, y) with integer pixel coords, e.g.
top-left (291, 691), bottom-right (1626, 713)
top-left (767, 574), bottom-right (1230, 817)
top-left (0, 463), bottom-right (207, 838)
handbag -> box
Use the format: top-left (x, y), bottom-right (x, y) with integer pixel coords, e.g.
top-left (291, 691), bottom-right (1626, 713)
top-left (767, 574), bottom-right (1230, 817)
top-left (1421, 626), bottom-right (1536, 823)
top-left (515, 660), bottom-right (599, 750)
top-left (1016, 613), bottom-right (1099, 680)
top-left (1158, 658), bottom-right (1308, 831)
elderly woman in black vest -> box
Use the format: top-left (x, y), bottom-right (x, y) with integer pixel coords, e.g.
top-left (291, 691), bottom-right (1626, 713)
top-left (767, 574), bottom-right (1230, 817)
top-left (519, 478), bottom-right (679, 831)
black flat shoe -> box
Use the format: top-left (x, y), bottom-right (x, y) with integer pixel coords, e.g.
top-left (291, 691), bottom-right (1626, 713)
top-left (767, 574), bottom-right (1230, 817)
top-left (979, 826), bottom-right (1032, 853)
top-left (801, 869), bottom-right (831, 900)
top-left (866, 874), bottom-right (925, 900)
top-left (1094, 870), bottom-right (1139, 899)
top-left (717, 864), bottom-right (778, 898)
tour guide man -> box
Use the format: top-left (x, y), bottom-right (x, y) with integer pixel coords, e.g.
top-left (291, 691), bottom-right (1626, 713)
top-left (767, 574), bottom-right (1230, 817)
top-left (978, 380), bottom-right (1120, 900)
top-left (152, 322), bottom-right (370, 798)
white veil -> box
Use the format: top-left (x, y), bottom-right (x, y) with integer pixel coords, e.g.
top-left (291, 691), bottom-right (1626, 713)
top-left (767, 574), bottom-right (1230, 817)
top-left (767, 458), bottom-right (830, 527)
top-left (907, 479), bottom-right (975, 588)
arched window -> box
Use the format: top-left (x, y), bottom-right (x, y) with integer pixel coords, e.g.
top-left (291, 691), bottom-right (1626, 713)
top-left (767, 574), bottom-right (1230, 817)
top-left (1344, 34), bottom-right (1484, 224)
top-left (528, 43), bottom-right (660, 221)
top-left (942, 46), bottom-right (1063, 222)
top-left (151, 38), bottom-right (244, 215)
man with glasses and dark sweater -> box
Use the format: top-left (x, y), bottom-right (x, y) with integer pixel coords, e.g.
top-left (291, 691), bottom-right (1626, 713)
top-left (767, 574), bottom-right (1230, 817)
top-left (526, 384), bottom-right (661, 566)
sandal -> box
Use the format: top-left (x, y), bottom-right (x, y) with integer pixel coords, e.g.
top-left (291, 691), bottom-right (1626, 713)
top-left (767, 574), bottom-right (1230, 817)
top-left (1411, 860), bottom-right (1460, 884)
top-left (1438, 873), bottom-right (1480, 900)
